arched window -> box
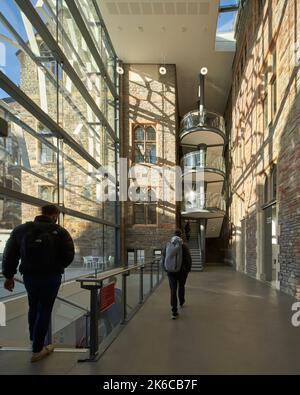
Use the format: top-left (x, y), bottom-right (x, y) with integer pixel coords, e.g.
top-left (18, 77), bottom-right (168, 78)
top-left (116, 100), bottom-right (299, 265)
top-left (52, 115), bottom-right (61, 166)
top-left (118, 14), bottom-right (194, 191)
top-left (39, 186), bottom-right (52, 202)
top-left (133, 187), bottom-right (157, 225)
top-left (39, 185), bottom-right (57, 203)
top-left (37, 123), bottom-right (55, 163)
top-left (133, 124), bottom-right (156, 164)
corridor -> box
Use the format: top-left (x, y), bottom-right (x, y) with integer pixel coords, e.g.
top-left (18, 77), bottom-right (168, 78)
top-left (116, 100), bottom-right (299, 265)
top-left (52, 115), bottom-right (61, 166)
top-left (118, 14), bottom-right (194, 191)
top-left (1, 267), bottom-right (299, 375)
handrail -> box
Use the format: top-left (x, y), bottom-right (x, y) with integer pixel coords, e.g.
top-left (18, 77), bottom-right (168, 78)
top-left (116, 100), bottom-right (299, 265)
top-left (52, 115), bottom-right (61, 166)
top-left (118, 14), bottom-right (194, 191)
top-left (181, 108), bottom-right (224, 122)
top-left (76, 264), bottom-right (145, 284)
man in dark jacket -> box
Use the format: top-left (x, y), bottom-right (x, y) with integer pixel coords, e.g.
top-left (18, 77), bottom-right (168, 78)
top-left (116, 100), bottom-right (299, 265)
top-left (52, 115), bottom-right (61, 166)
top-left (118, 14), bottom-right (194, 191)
top-left (161, 229), bottom-right (192, 319)
top-left (2, 205), bottom-right (74, 362)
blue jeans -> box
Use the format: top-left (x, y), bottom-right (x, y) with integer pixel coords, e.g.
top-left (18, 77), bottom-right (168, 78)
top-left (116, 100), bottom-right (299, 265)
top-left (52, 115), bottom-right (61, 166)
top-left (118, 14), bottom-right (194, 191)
top-left (23, 274), bottom-right (61, 353)
top-left (167, 272), bottom-right (188, 313)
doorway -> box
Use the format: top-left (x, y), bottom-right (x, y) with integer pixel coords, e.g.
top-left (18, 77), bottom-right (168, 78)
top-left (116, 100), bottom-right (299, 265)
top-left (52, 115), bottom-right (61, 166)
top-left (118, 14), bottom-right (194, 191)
top-left (263, 204), bottom-right (278, 286)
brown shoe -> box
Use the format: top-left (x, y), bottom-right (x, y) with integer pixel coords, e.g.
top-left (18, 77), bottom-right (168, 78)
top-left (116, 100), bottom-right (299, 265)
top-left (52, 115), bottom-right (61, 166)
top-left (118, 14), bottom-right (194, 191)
top-left (31, 346), bottom-right (53, 363)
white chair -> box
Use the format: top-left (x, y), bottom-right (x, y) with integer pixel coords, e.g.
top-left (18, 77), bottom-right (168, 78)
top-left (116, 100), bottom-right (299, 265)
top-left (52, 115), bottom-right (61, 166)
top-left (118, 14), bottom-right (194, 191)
top-left (83, 256), bottom-right (93, 269)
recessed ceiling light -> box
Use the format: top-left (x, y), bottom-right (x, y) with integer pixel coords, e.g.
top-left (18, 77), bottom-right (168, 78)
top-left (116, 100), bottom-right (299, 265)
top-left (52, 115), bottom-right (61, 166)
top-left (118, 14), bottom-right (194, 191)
top-left (159, 66), bottom-right (167, 75)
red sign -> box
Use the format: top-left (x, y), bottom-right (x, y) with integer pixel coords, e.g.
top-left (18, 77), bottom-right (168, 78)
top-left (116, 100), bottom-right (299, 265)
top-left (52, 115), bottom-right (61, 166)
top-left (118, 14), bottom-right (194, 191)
top-left (99, 283), bottom-right (115, 312)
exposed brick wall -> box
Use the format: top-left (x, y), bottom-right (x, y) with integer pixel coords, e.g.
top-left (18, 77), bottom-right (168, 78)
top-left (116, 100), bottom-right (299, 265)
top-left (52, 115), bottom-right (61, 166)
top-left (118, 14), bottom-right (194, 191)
top-left (228, 0), bottom-right (300, 295)
top-left (245, 211), bottom-right (257, 278)
top-left (122, 64), bottom-right (178, 263)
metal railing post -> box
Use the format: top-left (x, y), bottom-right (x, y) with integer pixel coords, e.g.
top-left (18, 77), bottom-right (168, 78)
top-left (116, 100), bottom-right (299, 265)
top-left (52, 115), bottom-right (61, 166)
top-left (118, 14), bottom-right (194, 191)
top-left (77, 279), bottom-right (102, 362)
top-left (89, 286), bottom-right (99, 359)
top-left (150, 261), bottom-right (153, 291)
top-left (121, 272), bottom-right (128, 323)
top-left (156, 259), bottom-right (159, 285)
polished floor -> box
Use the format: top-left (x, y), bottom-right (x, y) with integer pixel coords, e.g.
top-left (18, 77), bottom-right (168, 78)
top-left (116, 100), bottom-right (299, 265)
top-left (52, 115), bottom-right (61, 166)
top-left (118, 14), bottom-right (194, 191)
top-left (0, 266), bottom-right (299, 375)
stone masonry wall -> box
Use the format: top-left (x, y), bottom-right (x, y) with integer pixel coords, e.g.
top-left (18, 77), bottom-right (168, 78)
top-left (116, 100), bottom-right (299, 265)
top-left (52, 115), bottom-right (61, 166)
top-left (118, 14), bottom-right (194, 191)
top-left (229, 0), bottom-right (300, 296)
top-left (122, 64), bottom-right (178, 263)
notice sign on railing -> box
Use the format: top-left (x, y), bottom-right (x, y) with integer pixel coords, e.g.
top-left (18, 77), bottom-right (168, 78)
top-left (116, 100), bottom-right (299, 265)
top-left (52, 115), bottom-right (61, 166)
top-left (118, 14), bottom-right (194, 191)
top-left (99, 283), bottom-right (115, 312)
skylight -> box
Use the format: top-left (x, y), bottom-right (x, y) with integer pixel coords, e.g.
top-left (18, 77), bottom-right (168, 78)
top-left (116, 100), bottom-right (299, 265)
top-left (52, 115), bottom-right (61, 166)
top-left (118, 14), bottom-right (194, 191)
top-left (215, 0), bottom-right (240, 52)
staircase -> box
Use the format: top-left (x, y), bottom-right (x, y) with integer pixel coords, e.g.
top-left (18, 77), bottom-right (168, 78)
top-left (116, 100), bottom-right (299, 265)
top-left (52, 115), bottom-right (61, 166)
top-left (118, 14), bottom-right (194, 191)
top-left (186, 224), bottom-right (203, 271)
top-left (190, 248), bottom-right (203, 272)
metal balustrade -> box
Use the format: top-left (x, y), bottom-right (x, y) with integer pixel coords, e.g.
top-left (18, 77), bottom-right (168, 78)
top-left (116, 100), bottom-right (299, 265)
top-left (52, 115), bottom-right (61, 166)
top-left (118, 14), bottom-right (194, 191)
top-left (181, 151), bottom-right (226, 174)
top-left (0, 260), bottom-right (165, 361)
top-left (182, 192), bottom-right (226, 213)
top-left (180, 110), bottom-right (226, 135)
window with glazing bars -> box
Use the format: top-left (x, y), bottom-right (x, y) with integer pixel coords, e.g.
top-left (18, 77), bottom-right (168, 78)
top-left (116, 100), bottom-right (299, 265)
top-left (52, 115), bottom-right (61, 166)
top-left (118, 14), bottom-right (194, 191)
top-left (133, 124), bottom-right (156, 164)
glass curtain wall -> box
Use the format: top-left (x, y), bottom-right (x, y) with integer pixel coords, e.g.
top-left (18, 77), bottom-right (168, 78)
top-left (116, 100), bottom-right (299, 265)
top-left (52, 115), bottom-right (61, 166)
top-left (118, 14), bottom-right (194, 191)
top-left (0, 0), bottom-right (119, 282)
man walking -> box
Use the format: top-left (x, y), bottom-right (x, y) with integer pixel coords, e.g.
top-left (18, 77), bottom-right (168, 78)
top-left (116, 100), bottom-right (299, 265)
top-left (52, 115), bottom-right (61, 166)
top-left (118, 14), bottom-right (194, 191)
top-left (2, 205), bottom-right (74, 362)
top-left (184, 220), bottom-right (191, 242)
top-left (161, 229), bottom-right (192, 319)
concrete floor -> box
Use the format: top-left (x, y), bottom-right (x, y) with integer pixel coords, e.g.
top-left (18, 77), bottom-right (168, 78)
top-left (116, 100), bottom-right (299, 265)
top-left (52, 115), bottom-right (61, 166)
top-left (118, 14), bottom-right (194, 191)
top-left (0, 266), bottom-right (299, 375)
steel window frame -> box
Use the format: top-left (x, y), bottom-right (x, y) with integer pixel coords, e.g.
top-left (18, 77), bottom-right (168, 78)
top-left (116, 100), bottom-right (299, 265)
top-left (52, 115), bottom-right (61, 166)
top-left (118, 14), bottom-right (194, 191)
top-left (0, 186), bottom-right (119, 228)
top-left (66, 0), bottom-right (118, 99)
top-left (14, 0), bottom-right (118, 143)
top-left (0, 70), bottom-right (102, 170)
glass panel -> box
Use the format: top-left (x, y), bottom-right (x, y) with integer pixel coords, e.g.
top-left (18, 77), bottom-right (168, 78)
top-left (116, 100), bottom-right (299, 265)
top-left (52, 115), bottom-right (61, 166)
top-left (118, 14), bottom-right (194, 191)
top-left (104, 225), bottom-right (118, 270)
top-left (220, 0), bottom-right (239, 6)
top-left (0, 287), bottom-right (31, 347)
top-left (143, 263), bottom-right (151, 299)
top-left (152, 261), bottom-right (158, 288)
top-left (0, 198), bottom-right (40, 279)
top-left (73, 0), bottom-right (115, 81)
top-left (126, 268), bottom-right (140, 318)
top-left (0, 102), bottom-right (59, 197)
top-left (63, 216), bottom-right (105, 280)
top-left (98, 274), bottom-right (123, 351)
top-left (52, 298), bottom-right (90, 349)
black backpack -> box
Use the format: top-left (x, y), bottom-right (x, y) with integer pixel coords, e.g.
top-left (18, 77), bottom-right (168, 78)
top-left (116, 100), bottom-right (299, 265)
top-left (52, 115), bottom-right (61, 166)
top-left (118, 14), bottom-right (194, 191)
top-left (20, 222), bottom-right (59, 271)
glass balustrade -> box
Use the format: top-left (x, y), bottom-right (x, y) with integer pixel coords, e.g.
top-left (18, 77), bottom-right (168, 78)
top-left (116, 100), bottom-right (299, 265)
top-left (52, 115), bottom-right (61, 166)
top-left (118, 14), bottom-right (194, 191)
top-left (0, 262), bottom-right (165, 358)
top-left (180, 110), bottom-right (226, 135)
top-left (181, 152), bottom-right (225, 173)
top-left (182, 192), bottom-right (226, 213)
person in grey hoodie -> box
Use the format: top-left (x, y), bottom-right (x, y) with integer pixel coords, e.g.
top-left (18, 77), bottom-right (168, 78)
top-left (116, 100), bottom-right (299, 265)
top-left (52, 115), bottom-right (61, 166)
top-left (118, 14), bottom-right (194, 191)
top-left (161, 229), bottom-right (192, 319)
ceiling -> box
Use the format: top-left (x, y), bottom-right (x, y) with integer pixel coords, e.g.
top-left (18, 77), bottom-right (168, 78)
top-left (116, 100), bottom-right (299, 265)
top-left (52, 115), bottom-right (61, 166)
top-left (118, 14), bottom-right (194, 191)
top-left (98, 0), bottom-right (236, 117)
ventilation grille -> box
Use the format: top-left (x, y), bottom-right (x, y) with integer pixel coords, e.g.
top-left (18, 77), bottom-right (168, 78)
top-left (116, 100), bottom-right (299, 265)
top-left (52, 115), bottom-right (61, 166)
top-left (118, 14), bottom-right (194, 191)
top-left (105, 2), bottom-right (210, 16)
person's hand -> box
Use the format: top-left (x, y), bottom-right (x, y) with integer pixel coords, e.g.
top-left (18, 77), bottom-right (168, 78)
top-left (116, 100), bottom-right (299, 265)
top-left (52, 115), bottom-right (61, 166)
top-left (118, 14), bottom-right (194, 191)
top-left (4, 278), bottom-right (15, 292)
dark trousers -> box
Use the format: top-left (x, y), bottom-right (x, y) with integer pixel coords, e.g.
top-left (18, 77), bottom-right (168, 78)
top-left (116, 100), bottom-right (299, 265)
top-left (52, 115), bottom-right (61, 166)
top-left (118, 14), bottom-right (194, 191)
top-left (23, 274), bottom-right (61, 353)
top-left (167, 271), bottom-right (188, 313)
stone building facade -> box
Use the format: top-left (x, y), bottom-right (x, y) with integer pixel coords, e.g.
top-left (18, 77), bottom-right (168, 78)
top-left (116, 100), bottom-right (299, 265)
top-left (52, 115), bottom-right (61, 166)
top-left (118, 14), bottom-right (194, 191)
top-left (120, 64), bottom-right (179, 265)
top-left (228, 0), bottom-right (300, 297)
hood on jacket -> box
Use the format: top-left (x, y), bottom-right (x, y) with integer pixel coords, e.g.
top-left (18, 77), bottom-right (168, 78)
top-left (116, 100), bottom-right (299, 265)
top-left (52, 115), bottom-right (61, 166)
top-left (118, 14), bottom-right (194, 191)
top-left (171, 236), bottom-right (183, 244)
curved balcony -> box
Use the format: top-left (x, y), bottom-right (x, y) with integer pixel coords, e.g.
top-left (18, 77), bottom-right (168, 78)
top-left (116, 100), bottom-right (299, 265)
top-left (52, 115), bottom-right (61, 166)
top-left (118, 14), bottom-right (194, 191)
top-left (181, 192), bottom-right (226, 218)
top-left (180, 110), bottom-right (226, 146)
top-left (181, 151), bottom-right (225, 182)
